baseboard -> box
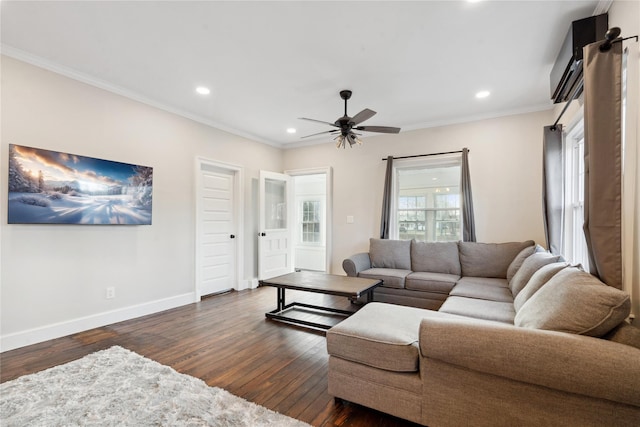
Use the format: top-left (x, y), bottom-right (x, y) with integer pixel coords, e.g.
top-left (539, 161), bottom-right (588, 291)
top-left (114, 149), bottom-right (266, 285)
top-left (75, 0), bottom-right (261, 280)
top-left (237, 278), bottom-right (259, 291)
top-left (0, 292), bottom-right (197, 352)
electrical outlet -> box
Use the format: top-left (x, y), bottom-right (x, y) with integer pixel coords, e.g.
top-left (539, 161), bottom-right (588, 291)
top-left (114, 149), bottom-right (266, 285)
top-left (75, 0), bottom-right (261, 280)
top-left (106, 287), bottom-right (115, 299)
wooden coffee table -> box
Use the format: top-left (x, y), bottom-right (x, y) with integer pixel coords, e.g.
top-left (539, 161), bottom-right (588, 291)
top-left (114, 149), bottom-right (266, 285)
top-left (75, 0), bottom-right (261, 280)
top-left (259, 271), bottom-right (382, 331)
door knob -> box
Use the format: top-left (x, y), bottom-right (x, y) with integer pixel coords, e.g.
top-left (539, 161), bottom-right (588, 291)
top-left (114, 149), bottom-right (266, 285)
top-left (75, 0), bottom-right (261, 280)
top-left (260, 232), bottom-right (266, 237)
top-left (230, 234), bottom-right (235, 239)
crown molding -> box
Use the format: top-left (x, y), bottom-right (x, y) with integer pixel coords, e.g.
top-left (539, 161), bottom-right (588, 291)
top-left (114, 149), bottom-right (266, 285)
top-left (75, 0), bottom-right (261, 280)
top-left (0, 45), bottom-right (282, 148)
top-left (593, 0), bottom-right (612, 15)
top-left (282, 103), bottom-right (554, 150)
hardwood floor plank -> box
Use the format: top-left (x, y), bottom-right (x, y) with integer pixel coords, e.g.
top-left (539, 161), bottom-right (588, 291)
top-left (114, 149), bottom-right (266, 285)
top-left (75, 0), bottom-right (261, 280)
top-left (0, 287), bottom-right (419, 427)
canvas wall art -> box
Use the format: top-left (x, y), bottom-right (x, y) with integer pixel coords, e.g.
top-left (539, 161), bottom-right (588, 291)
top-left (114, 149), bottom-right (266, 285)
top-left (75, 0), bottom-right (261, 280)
top-left (8, 144), bottom-right (153, 225)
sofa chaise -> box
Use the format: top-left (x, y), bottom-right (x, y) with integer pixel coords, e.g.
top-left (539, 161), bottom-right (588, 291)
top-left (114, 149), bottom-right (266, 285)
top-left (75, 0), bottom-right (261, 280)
top-left (328, 238), bottom-right (640, 426)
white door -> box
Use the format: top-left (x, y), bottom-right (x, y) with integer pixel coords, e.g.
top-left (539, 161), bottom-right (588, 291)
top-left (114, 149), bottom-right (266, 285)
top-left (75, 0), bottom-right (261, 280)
top-left (258, 170), bottom-right (293, 280)
top-left (198, 168), bottom-right (236, 296)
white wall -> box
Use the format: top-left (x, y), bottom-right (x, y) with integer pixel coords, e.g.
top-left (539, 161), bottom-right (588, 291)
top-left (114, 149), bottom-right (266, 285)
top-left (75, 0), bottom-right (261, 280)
top-left (284, 110), bottom-right (553, 274)
top-left (0, 56), bottom-right (283, 350)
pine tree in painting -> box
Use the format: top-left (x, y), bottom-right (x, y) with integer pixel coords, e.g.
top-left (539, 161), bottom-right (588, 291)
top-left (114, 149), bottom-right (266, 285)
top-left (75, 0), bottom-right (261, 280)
top-left (8, 145), bottom-right (38, 193)
top-left (131, 165), bottom-right (153, 208)
top-left (38, 170), bottom-right (45, 191)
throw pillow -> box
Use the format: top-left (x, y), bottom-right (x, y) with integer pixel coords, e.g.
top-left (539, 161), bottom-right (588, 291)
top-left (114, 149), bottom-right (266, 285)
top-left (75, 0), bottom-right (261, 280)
top-left (508, 252), bottom-right (563, 297)
top-left (369, 238), bottom-right (411, 270)
top-left (514, 267), bottom-right (631, 337)
top-left (506, 245), bottom-right (537, 282)
top-left (513, 262), bottom-right (568, 311)
top-left (458, 240), bottom-right (535, 278)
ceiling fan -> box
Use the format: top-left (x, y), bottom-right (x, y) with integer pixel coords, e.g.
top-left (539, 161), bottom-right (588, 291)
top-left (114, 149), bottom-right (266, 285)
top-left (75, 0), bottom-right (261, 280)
top-left (299, 90), bottom-right (401, 149)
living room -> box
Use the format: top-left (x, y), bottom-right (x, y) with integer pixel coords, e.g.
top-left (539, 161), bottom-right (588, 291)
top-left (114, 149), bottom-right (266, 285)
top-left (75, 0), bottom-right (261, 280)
top-left (2, 1), bottom-right (639, 426)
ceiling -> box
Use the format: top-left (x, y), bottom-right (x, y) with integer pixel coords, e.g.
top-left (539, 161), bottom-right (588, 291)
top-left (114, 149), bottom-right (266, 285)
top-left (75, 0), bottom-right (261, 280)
top-left (1, 1), bottom-right (601, 148)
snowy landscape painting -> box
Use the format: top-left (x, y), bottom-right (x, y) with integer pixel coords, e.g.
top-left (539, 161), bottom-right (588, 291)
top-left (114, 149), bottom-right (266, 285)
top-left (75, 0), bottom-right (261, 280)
top-left (8, 144), bottom-right (153, 225)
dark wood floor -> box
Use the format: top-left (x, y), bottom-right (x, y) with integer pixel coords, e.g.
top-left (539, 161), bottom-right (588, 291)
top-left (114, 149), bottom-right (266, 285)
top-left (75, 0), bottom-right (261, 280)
top-left (1, 286), bottom-right (421, 427)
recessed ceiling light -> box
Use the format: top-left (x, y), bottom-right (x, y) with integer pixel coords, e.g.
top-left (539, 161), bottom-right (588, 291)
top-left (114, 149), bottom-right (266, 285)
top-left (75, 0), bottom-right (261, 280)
top-left (286, 128), bottom-right (297, 134)
top-left (475, 90), bottom-right (490, 99)
top-left (196, 86), bottom-right (210, 95)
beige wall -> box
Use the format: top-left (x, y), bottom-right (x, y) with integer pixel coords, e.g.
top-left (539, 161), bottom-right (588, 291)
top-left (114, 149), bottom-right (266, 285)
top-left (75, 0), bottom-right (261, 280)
top-left (284, 110), bottom-right (553, 274)
top-left (0, 56), bottom-right (283, 349)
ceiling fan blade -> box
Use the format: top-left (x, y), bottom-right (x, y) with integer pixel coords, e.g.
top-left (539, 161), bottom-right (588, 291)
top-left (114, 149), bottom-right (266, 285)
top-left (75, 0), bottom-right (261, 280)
top-left (355, 125), bottom-right (401, 134)
top-left (351, 108), bottom-right (377, 125)
top-left (298, 117), bottom-right (339, 127)
top-left (300, 129), bottom-right (340, 139)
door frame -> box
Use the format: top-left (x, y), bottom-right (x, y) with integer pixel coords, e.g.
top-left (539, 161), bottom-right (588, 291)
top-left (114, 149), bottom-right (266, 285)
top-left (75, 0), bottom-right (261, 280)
top-left (285, 167), bottom-right (333, 273)
top-left (195, 157), bottom-right (244, 300)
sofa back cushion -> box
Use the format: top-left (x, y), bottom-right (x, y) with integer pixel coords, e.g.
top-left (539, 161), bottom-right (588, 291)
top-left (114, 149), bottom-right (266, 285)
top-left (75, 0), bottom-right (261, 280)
top-left (458, 241), bottom-right (535, 279)
top-left (508, 252), bottom-right (564, 297)
top-left (515, 267), bottom-right (631, 337)
top-left (506, 245), bottom-right (538, 282)
top-left (513, 262), bottom-right (568, 311)
top-left (411, 241), bottom-right (461, 275)
top-left (369, 238), bottom-right (411, 270)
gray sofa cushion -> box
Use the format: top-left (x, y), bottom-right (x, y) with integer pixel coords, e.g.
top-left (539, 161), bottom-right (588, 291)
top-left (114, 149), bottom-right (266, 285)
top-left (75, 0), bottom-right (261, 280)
top-left (369, 238), bottom-right (411, 270)
top-left (458, 241), bottom-right (535, 279)
top-left (513, 262), bottom-right (568, 311)
top-left (410, 241), bottom-right (461, 275)
top-left (439, 296), bottom-right (516, 324)
top-left (506, 245), bottom-right (537, 282)
top-left (359, 268), bottom-right (411, 289)
top-left (327, 302), bottom-right (435, 372)
top-left (455, 277), bottom-right (508, 288)
top-left (405, 272), bottom-right (459, 294)
top-left (515, 267), bottom-right (631, 337)
top-left (508, 252), bottom-right (563, 297)
top-left (449, 281), bottom-right (513, 303)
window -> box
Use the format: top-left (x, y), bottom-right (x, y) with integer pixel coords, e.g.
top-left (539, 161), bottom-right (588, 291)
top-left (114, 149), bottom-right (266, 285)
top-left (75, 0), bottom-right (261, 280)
top-left (300, 200), bottom-right (321, 243)
top-left (564, 118), bottom-right (589, 270)
top-left (393, 159), bottom-right (461, 242)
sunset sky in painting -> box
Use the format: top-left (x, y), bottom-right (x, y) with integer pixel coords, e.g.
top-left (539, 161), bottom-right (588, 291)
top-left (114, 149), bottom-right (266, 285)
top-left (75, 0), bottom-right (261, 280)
top-left (12, 145), bottom-right (141, 191)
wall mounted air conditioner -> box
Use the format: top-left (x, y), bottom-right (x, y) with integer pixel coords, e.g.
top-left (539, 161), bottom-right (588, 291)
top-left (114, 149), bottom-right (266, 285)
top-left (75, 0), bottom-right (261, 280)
top-left (550, 13), bottom-right (608, 104)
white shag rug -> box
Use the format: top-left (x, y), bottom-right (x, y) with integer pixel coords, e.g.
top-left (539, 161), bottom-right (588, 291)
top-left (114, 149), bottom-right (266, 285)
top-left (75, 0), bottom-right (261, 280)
top-left (0, 346), bottom-right (311, 427)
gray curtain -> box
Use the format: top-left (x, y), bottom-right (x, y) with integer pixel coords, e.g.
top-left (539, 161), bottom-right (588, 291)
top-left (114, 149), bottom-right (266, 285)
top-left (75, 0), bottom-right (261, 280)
top-left (380, 155), bottom-right (393, 239)
top-left (461, 148), bottom-right (476, 242)
top-left (582, 41), bottom-right (623, 289)
top-left (542, 125), bottom-right (564, 255)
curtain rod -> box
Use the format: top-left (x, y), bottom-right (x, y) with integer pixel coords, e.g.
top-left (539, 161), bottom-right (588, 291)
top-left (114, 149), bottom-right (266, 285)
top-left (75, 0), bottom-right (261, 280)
top-left (382, 150), bottom-right (466, 161)
top-left (551, 80), bottom-right (583, 131)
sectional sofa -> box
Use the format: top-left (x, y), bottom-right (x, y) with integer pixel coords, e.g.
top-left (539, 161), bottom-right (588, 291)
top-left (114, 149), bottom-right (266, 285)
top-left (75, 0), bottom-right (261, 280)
top-left (329, 238), bottom-right (640, 426)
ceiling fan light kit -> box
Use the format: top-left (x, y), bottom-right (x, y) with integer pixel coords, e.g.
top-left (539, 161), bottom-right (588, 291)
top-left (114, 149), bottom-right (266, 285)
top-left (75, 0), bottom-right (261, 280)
top-left (300, 90), bottom-right (401, 148)
top-left (334, 133), bottom-right (364, 149)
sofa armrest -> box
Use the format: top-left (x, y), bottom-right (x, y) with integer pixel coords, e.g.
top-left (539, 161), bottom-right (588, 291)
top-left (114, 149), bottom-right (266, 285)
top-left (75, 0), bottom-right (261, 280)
top-left (419, 317), bottom-right (640, 406)
top-left (342, 252), bottom-right (371, 277)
